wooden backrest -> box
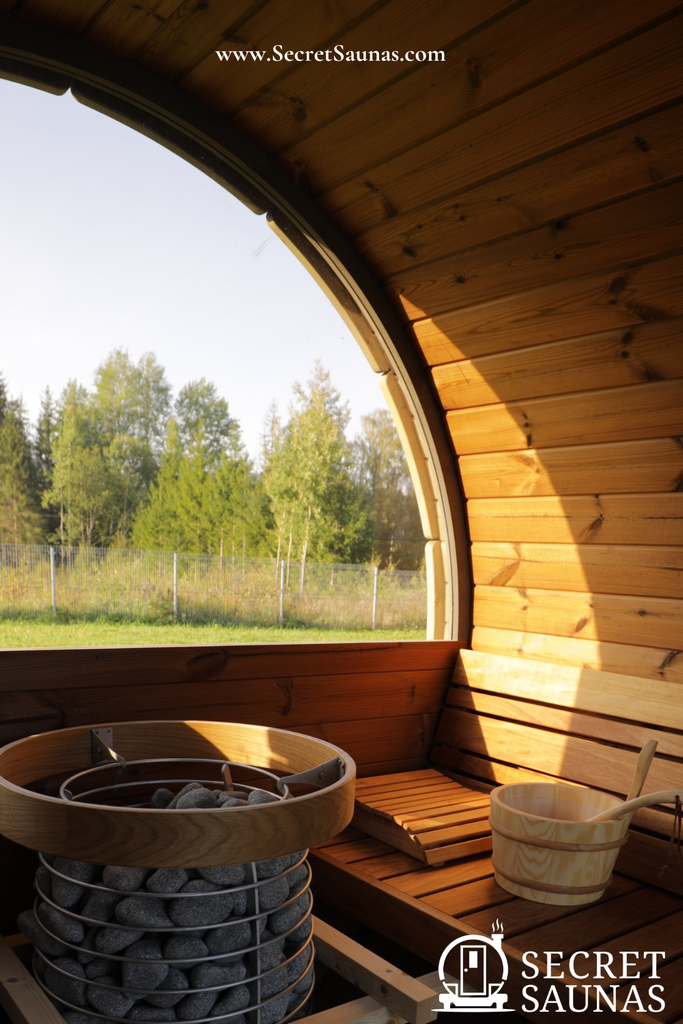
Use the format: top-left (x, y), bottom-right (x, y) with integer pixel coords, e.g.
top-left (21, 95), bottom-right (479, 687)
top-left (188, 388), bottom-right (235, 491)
top-left (430, 649), bottom-right (683, 843)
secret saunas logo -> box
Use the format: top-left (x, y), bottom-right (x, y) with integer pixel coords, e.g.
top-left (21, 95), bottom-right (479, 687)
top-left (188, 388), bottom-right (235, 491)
top-left (436, 921), bottom-right (666, 1015)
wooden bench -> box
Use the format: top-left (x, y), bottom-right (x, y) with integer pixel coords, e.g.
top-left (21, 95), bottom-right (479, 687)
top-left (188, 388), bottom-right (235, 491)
top-left (310, 650), bottom-right (683, 1023)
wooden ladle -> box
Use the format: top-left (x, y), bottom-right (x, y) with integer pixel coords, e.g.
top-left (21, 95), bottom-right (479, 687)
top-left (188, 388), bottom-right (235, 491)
top-left (586, 739), bottom-right (659, 823)
top-left (587, 789), bottom-right (682, 823)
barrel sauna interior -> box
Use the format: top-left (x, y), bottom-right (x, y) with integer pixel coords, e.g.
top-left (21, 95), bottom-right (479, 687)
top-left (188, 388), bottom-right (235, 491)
top-left (1, 1), bottom-right (683, 1021)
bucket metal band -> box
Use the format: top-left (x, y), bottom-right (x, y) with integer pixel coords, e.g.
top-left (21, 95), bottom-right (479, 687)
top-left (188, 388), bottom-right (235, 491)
top-left (492, 861), bottom-right (614, 895)
top-left (490, 820), bottom-right (629, 853)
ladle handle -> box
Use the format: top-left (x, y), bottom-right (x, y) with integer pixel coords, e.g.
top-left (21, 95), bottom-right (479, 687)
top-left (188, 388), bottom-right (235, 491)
top-left (587, 789), bottom-right (682, 823)
top-left (627, 740), bottom-right (658, 802)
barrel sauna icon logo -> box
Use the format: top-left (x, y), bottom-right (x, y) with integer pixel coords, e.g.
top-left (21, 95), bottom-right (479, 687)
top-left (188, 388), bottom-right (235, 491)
top-left (436, 920), bottom-right (512, 1013)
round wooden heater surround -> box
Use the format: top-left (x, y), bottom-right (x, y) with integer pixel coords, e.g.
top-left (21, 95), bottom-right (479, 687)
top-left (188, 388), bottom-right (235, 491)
top-left (0, 720), bottom-right (356, 867)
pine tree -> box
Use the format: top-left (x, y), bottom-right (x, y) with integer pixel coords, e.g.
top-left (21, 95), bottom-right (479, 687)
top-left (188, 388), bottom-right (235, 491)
top-left (0, 397), bottom-right (44, 545)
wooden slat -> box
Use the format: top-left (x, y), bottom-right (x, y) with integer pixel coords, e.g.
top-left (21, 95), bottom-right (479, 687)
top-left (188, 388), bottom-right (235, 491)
top-left (453, 648), bottom-right (683, 732)
top-left (358, 758), bottom-right (429, 778)
top-left (467, 492), bottom-right (683, 545)
top-left (354, 101), bottom-right (683, 275)
top-left (433, 320), bottom-right (683, 410)
top-left (0, 935), bottom-right (67, 1024)
top-left (616, 831), bottom-right (683, 897)
top-left (416, 251), bottom-right (683, 367)
top-left (330, 839), bottom-right (397, 863)
top-left (391, 179), bottom-right (683, 321)
top-left (448, 378), bottom-right (683, 455)
top-left (313, 916), bottom-right (439, 1024)
top-left (362, 785), bottom-right (463, 811)
top-left (322, 11), bottom-right (683, 229)
top-left (619, 957), bottom-right (683, 1023)
top-left (560, 909), bottom-right (683, 981)
top-left (0, 641), bottom-right (462, 692)
top-left (281, 0), bottom-right (680, 194)
top-left (509, 887), bottom-right (682, 954)
top-left (350, 851), bottom-right (425, 880)
top-left (355, 769), bottom-right (445, 789)
top-left (461, 873), bottom-right (641, 936)
top-left (404, 806), bottom-right (490, 835)
top-left (445, 688), bottom-right (683, 760)
top-left (471, 625), bottom-right (683, 686)
top-left (230, 0), bottom-right (515, 150)
top-left (459, 437), bottom-right (683, 498)
top-left (423, 836), bottom-right (492, 865)
top-left (434, 707), bottom-right (683, 798)
top-left (420, 875), bottom-right (515, 917)
top-left (471, 541), bottom-right (683, 599)
top-left (389, 855), bottom-right (494, 897)
top-left (472, 584), bottom-right (683, 652)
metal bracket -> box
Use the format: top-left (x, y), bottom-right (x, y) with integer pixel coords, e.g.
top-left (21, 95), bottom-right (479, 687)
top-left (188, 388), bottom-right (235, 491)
top-left (90, 728), bottom-right (126, 770)
top-left (277, 757), bottom-right (345, 795)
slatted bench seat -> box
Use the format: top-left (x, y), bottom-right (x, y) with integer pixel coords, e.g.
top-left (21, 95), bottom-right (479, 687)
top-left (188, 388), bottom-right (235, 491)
top-left (310, 649), bottom-right (683, 1023)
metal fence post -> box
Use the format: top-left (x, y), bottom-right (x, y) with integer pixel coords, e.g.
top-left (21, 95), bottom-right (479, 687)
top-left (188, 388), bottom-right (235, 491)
top-left (173, 552), bottom-right (178, 621)
top-left (372, 565), bottom-right (379, 630)
top-left (49, 546), bottom-right (57, 616)
top-left (279, 560), bottom-right (285, 627)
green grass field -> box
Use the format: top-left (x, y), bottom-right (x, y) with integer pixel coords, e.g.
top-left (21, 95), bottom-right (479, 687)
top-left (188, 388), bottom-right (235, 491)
top-left (0, 616), bottom-right (424, 648)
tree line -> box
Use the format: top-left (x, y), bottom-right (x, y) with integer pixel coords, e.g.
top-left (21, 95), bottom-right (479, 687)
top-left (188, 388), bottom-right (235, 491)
top-left (0, 350), bottom-right (424, 569)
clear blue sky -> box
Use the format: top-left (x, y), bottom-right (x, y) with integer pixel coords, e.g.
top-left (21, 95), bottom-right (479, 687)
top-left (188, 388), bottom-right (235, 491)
top-left (0, 78), bottom-right (384, 461)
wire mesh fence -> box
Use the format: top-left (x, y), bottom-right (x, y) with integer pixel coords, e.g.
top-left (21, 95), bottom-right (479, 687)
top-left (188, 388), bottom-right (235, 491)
top-left (0, 544), bottom-right (427, 630)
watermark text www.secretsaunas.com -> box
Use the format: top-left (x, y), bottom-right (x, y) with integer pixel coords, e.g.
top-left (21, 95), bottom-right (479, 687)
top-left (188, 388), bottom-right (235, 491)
top-left (215, 44), bottom-right (445, 63)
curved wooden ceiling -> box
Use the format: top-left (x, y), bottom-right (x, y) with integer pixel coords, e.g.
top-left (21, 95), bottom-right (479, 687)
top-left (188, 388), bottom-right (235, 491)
top-left (1, 0), bottom-right (682, 676)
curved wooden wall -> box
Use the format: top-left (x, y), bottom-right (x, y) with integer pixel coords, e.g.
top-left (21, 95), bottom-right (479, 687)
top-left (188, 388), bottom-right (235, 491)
top-left (1, 0), bottom-right (682, 667)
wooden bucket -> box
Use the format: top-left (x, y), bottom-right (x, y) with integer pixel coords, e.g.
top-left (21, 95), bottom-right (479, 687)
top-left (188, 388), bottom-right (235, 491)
top-left (489, 783), bottom-right (630, 906)
top-left (0, 720), bottom-right (356, 867)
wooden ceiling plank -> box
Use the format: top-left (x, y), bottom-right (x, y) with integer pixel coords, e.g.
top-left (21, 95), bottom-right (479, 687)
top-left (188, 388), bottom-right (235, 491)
top-left (472, 584), bottom-right (683, 652)
top-left (467, 493), bottom-right (683, 546)
top-left (432, 321), bottom-right (683, 411)
top-left (414, 251), bottom-right (683, 366)
top-left (280, 0), bottom-right (681, 199)
top-left (446, 377), bottom-right (683, 455)
top-left (389, 177), bottom-right (683, 321)
top-left (471, 540), bottom-right (683, 600)
top-left (14, 0), bottom-right (108, 33)
top-left (83, 0), bottom-right (189, 57)
top-left (458, 437), bottom-right (683, 499)
top-left (353, 102), bottom-right (683, 276)
top-left (320, 13), bottom-right (683, 231)
top-left (471, 624), bottom-right (683, 686)
top-left (174, 0), bottom-right (392, 114)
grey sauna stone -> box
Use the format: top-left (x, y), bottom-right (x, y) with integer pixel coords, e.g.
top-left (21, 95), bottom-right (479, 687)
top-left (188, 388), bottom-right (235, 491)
top-left (257, 941), bottom-right (285, 973)
top-left (146, 869), bottom-right (189, 894)
top-left (34, 865), bottom-right (53, 899)
top-left (293, 965), bottom-right (313, 995)
top-left (128, 1006), bottom-right (177, 1021)
top-left (17, 909), bottom-right (68, 957)
top-left (175, 789), bottom-right (217, 810)
top-left (208, 986), bottom-right (250, 1017)
top-left (151, 788), bottom-right (175, 809)
top-left (76, 928), bottom-right (99, 965)
top-left (95, 926), bottom-right (145, 954)
top-left (286, 947), bottom-right (311, 985)
top-left (82, 890), bottom-right (121, 923)
top-left (176, 990), bottom-right (218, 1021)
top-left (32, 951), bottom-right (46, 979)
top-left (85, 958), bottom-right (116, 981)
top-left (115, 897), bottom-right (173, 929)
top-left (163, 934), bottom-right (209, 969)
top-left (39, 902), bottom-right (85, 944)
top-left (122, 938), bottom-right (169, 991)
top-left (216, 793), bottom-right (247, 808)
top-left (283, 852), bottom-right (305, 869)
top-left (287, 917), bottom-right (312, 944)
top-left (103, 866), bottom-right (148, 892)
top-left (197, 865), bottom-right (246, 887)
top-left (44, 957), bottom-right (87, 1006)
top-left (204, 922), bottom-right (252, 957)
top-left (255, 858), bottom-right (286, 880)
top-left (63, 1012), bottom-right (101, 1024)
top-left (286, 865), bottom-right (308, 895)
top-left (167, 784), bottom-right (203, 810)
top-left (168, 882), bottom-right (233, 927)
top-left (231, 890), bottom-right (248, 916)
top-left (256, 877), bottom-right (288, 912)
top-left (87, 977), bottom-right (136, 1018)
top-left (189, 960), bottom-right (246, 989)
top-left (247, 790), bottom-right (278, 805)
top-left (210, 1014), bottom-right (246, 1024)
top-left (260, 964), bottom-right (289, 999)
top-left (52, 859), bottom-right (96, 909)
top-left (267, 904), bottom-right (301, 936)
top-left (260, 993), bottom-right (289, 1024)
top-left (145, 968), bottom-right (190, 1008)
